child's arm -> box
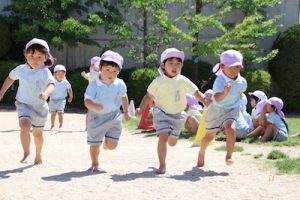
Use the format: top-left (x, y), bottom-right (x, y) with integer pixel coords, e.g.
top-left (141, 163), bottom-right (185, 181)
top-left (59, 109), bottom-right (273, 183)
top-left (136, 92), bottom-right (153, 115)
top-left (81, 71), bottom-right (89, 80)
top-left (193, 90), bottom-right (206, 105)
top-left (258, 105), bottom-right (270, 127)
top-left (84, 99), bottom-right (103, 111)
top-left (0, 76), bottom-right (15, 101)
top-left (67, 87), bottom-right (73, 103)
top-left (121, 95), bottom-right (131, 121)
top-left (214, 83), bottom-right (231, 102)
top-left (39, 83), bottom-right (55, 100)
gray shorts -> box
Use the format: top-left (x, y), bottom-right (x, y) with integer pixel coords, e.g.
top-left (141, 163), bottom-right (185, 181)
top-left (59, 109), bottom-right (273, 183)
top-left (87, 110), bottom-right (123, 146)
top-left (49, 99), bottom-right (66, 113)
top-left (273, 129), bottom-right (288, 141)
top-left (205, 104), bottom-right (239, 133)
top-left (15, 101), bottom-right (49, 129)
top-left (153, 107), bottom-right (187, 138)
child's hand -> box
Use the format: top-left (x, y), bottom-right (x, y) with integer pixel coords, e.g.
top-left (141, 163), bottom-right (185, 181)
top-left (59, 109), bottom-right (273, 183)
top-left (81, 71), bottom-right (86, 77)
top-left (68, 96), bottom-right (73, 103)
top-left (94, 103), bottom-right (103, 111)
top-left (135, 108), bottom-right (142, 116)
top-left (223, 82), bottom-right (231, 95)
top-left (39, 92), bottom-right (48, 101)
top-left (123, 112), bottom-right (131, 121)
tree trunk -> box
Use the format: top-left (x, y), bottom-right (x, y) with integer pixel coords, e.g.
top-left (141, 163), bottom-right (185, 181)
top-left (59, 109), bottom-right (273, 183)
top-left (191, 0), bottom-right (203, 84)
top-left (143, 8), bottom-right (148, 67)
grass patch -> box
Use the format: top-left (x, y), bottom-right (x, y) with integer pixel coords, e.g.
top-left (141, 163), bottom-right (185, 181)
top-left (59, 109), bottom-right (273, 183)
top-left (123, 116), bottom-right (140, 130)
top-left (276, 157), bottom-right (300, 174)
top-left (253, 153), bottom-right (263, 159)
top-left (267, 150), bottom-right (289, 160)
top-left (215, 145), bottom-right (244, 152)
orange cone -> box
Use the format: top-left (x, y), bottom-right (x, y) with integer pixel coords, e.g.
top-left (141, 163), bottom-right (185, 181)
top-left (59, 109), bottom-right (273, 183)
top-left (137, 105), bottom-right (154, 130)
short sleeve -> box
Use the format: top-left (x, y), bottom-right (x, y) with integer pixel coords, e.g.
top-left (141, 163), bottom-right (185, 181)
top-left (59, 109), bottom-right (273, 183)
top-left (44, 68), bottom-right (55, 85)
top-left (119, 79), bottom-right (127, 97)
top-left (84, 81), bottom-right (97, 100)
top-left (147, 78), bottom-right (158, 96)
top-left (184, 78), bottom-right (198, 94)
top-left (212, 76), bottom-right (224, 93)
top-left (9, 66), bottom-right (21, 80)
top-left (65, 79), bottom-right (71, 89)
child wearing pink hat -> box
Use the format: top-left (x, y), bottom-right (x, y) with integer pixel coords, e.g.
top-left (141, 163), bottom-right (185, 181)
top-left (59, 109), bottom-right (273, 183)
top-left (248, 90), bottom-right (268, 128)
top-left (137, 48), bottom-right (206, 174)
top-left (247, 97), bottom-right (289, 141)
top-left (198, 49), bottom-right (247, 167)
top-left (0, 38), bottom-right (55, 165)
top-left (81, 56), bottom-right (101, 82)
top-left (84, 50), bottom-right (131, 172)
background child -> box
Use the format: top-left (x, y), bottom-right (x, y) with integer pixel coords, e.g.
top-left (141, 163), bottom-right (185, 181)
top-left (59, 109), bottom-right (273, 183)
top-left (184, 94), bottom-right (203, 134)
top-left (84, 50), bottom-right (131, 172)
top-left (197, 49), bottom-right (247, 167)
top-left (247, 97), bottom-right (289, 141)
top-left (0, 38), bottom-right (55, 165)
top-left (248, 90), bottom-right (267, 128)
top-left (81, 56), bottom-right (101, 82)
top-left (137, 48), bottom-right (205, 174)
top-left (236, 93), bottom-right (253, 140)
top-left (49, 64), bottom-right (73, 130)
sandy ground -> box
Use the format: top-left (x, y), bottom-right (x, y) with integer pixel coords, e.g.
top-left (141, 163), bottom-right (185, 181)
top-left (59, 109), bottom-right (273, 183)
top-left (0, 109), bottom-right (300, 200)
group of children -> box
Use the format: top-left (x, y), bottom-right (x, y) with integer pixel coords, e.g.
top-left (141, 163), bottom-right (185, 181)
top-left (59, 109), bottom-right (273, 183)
top-left (0, 38), bottom-right (289, 174)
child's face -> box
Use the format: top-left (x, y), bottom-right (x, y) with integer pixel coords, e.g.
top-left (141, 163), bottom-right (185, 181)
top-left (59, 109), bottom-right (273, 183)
top-left (266, 103), bottom-right (274, 113)
top-left (100, 64), bottom-right (120, 84)
top-left (162, 58), bottom-right (183, 78)
top-left (250, 98), bottom-right (257, 107)
top-left (25, 50), bottom-right (47, 69)
top-left (221, 64), bottom-right (241, 79)
top-left (92, 63), bottom-right (100, 72)
top-left (54, 70), bottom-right (66, 81)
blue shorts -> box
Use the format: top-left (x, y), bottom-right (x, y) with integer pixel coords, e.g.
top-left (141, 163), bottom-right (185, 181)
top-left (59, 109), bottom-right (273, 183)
top-left (273, 129), bottom-right (288, 141)
top-left (49, 99), bottom-right (66, 113)
top-left (87, 110), bottom-right (123, 146)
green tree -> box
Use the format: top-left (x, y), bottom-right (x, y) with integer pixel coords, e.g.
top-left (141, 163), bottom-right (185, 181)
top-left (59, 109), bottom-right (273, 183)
top-left (168, 0), bottom-right (282, 83)
top-left (2, 0), bottom-right (100, 48)
top-left (86, 0), bottom-right (179, 67)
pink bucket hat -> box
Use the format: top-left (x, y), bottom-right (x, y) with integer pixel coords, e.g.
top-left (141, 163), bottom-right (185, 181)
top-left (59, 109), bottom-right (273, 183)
top-left (25, 38), bottom-right (54, 67)
top-left (90, 56), bottom-right (101, 65)
top-left (101, 50), bottom-right (123, 69)
top-left (213, 49), bottom-right (243, 76)
top-left (248, 90), bottom-right (267, 101)
top-left (160, 48), bottom-right (184, 63)
top-left (256, 97), bottom-right (285, 118)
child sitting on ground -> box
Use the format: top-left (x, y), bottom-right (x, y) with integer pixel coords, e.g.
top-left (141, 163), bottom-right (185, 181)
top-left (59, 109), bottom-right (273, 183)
top-left (248, 90), bottom-right (267, 128)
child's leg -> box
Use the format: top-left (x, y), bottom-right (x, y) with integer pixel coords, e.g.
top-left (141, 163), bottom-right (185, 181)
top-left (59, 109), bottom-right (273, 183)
top-left (50, 112), bottom-right (56, 129)
top-left (89, 145), bottom-right (100, 172)
top-left (103, 140), bottom-right (118, 150)
top-left (197, 132), bottom-right (216, 167)
top-left (58, 112), bottom-right (64, 128)
top-left (260, 124), bottom-right (276, 142)
top-left (224, 120), bottom-right (236, 165)
top-left (247, 126), bottom-right (265, 138)
top-left (185, 116), bottom-right (199, 134)
top-left (32, 128), bottom-right (44, 165)
top-left (19, 119), bottom-right (31, 163)
top-left (157, 133), bottom-right (169, 174)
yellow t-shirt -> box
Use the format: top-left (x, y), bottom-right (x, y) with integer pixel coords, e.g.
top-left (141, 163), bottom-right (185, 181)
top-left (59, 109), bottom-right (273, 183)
top-left (147, 75), bottom-right (198, 114)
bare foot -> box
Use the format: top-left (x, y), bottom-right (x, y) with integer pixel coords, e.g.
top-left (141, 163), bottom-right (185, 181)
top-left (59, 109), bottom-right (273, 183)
top-left (20, 153), bottom-right (30, 164)
top-left (197, 152), bottom-right (205, 167)
top-left (34, 156), bottom-right (43, 165)
top-left (226, 157), bottom-right (234, 166)
top-left (88, 164), bottom-right (99, 172)
top-left (156, 164), bottom-right (166, 174)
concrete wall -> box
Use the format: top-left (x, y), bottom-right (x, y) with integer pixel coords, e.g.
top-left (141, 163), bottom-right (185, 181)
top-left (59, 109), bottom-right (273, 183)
top-left (1, 0), bottom-right (299, 68)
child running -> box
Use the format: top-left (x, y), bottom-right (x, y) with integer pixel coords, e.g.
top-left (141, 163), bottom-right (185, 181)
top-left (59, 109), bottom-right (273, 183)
top-left (81, 56), bottom-right (101, 82)
top-left (197, 49), bottom-right (247, 167)
top-left (49, 64), bottom-right (73, 130)
top-left (0, 38), bottom-right (55, 164)
top-left (137, 48), bottom-right (205, 174)
top-left (84, 50), bottom-right (131, 172)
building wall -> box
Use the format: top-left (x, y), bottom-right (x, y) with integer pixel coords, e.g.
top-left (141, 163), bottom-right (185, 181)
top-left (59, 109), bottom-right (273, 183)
top-left (1, 0), bottom-right (299, 68)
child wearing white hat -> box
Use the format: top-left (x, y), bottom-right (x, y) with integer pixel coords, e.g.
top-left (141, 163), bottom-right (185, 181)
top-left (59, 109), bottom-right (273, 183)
top-left (0, 38), bottom-right (55, 165)
top-left (137, 48), bottom-right (206, 174)
top-left (248, 90), bottom-right (268, 128)
top-left (81, 56), bottom-right (101, 82)
top-left (49, 64), bottom-right (73, 130)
